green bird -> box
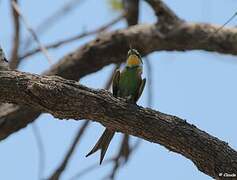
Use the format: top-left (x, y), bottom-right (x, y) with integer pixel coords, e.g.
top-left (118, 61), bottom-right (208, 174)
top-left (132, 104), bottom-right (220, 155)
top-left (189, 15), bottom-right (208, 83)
top-left (86, 48), bottom-right (146, 164)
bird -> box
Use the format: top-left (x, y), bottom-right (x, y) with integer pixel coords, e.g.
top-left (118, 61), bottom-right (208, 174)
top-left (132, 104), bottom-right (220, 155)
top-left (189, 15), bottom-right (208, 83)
top-left (86, 48), bottom-right (146, 164)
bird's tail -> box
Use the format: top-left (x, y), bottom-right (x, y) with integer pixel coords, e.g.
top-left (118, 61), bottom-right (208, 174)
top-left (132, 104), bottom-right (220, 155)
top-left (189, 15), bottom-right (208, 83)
top-left (86, 128), bottom-right (115, 164)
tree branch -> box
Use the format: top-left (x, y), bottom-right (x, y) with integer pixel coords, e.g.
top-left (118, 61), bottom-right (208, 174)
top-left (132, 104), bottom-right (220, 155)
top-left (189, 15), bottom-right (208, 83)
top-left (31, 122), bottom-right (46, 180)
top-left (122, 0), bottom-right (140, 26)
top-left (145, 0), bottom-right (182, 25)
top-left (0, 70), bottom-right (236, 179)
top-left (12, 1), bottom-right (53, 65)
top-left (48, 121), bottom-right (89, 180)
top-left (1, 22), bottom-right (237, 140)
top-left (9, 0), bottom-right (20, 69)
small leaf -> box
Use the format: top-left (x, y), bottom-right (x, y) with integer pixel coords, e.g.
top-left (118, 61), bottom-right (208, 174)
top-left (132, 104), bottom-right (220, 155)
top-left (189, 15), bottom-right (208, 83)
top-left (107, 0), bottom-right (123, 11)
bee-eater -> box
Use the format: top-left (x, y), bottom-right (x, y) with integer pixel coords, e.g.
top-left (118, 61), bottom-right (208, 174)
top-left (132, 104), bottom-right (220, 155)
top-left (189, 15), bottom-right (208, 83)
top-left (86, 48), bottom-right (146, 164)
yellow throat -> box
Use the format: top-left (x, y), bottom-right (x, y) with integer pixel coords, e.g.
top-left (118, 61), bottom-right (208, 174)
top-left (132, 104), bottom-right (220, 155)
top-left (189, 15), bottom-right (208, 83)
top-left (127, 54), bottom-right (141, 66)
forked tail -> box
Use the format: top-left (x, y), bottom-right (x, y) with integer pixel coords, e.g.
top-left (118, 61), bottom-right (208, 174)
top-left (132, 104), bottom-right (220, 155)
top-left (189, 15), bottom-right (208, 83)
top-left (86, 128), bottom-right (115, 164)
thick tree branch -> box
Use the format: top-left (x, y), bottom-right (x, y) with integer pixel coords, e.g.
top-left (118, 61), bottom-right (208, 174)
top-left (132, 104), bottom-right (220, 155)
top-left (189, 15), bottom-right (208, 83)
top-left (1, 22), bottom-right (237, 140)
top-left (0, 70), bottom-right (236, 179)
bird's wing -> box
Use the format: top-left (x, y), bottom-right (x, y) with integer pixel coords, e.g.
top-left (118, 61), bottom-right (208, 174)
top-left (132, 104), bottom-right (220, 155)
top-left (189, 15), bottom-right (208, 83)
top-left (134, 78), bottom-right (146, 103)
top-left (112, 69), bottom-right (120, 97)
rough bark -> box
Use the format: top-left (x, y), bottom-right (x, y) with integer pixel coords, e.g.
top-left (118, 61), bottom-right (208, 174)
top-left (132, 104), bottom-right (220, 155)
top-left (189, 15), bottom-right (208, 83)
top-left (0, 70), bottom-right (236, 179)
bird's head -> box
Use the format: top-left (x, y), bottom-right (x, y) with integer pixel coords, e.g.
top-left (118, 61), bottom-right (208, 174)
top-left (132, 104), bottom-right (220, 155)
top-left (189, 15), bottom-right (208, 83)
top-left (126, 48), bottom-right (142, 67)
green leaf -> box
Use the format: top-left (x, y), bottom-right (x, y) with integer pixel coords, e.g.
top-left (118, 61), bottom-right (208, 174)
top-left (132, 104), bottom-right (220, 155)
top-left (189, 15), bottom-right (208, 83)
top-left (107, 0), bottom-right (123, 11)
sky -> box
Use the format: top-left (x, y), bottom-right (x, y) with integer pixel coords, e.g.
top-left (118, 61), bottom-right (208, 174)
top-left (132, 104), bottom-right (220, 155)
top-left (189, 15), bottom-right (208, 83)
top-left (1, 0), bottom-right (237, 180)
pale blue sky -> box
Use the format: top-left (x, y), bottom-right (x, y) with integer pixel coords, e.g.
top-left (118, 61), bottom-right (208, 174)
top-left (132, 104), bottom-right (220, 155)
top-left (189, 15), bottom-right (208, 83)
top-left (0, 0), bottom-right (237, 180)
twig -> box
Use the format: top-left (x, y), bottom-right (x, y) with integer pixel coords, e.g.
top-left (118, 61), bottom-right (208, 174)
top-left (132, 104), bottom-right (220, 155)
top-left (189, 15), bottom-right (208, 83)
top-left (202, 11), bottom-right (237, 43)
top-left (103, 138), bottom-right (141, 180)
top-left (145, 0), bottom-right (182, 25)
top-left (48, 121), bottom-right (89, 180)
top-left (68, 140), bottom-right (141, 180)
top-left (213, 12), bottom-right (237, 35)
top-left (23, 0), bottom-right (84, 49)
top-left (12, 1), bottom-right (53, 65)
top-left (31, 122), bottom-right (45, 180)
top-left (19, 14), bottom-right (124, 60)
top-left (104, 137), bottom-right (141, 180)
top-left (9, 0), bottom-right (20, 69)
top-left (105, 135), bottom-right (129, 180)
